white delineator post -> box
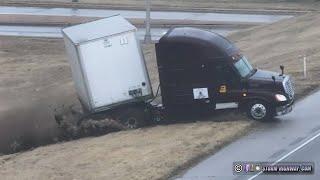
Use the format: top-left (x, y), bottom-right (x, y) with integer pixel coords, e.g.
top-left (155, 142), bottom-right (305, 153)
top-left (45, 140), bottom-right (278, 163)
top-left (144, 0), bottom-right (152, 43)
top-left (303, 56), bottom-right (307, 78)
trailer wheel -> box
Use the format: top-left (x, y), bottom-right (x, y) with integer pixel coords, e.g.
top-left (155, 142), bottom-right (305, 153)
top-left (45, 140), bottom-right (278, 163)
top-left (118, 107), bottom-right (146, 129)
top-left (247, 100), bottom-right (274, 121)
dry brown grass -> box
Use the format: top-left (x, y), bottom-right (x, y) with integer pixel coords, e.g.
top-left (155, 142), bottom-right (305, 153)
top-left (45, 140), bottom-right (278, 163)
top-left (0, 120), bottom-right (252, 180)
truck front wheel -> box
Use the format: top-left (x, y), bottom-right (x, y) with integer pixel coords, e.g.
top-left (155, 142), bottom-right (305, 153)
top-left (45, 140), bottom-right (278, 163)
top-left (247, 100), bottom-right (274, 121)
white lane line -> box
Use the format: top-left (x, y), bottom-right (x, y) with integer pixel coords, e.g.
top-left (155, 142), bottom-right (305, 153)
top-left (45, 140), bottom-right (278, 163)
top-left (248, 130), bottom-right (320, 180)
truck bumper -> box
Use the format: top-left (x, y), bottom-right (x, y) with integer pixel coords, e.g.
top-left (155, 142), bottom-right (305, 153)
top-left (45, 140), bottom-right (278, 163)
top-left (275, 100), bottom-right (294, 116)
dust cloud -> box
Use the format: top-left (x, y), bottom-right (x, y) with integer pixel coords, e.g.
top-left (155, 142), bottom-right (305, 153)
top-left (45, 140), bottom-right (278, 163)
top-left (0, 97), bottom-right (62, 154)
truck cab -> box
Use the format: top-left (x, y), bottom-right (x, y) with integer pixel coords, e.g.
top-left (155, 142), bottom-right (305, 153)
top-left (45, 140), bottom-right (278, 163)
top-left (155, 27), bottom-right (294, 120)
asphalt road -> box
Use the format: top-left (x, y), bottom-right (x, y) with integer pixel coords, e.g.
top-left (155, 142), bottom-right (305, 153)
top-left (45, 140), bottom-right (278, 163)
top-left (179, 90), bottom-right (320, 180)
top-left (0, 6), bottom-right (292, 25)
top-left (0, 6), bottom-right (293, 40)
top-left (255, 136), bottom-right (320, 180)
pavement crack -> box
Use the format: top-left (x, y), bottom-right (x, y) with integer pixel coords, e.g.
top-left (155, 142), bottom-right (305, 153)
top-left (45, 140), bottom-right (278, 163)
top-left (288, 137), bottom-right (305, 146)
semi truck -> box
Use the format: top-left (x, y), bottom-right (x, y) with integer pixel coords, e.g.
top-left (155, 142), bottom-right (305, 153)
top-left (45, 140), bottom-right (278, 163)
top-left (61, 16), bottom-right (294, 129)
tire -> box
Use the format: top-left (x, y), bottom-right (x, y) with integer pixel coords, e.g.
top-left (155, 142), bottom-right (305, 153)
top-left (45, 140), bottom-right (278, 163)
top-left (247, 100), bottom-right (274, 121)
top-left (117, 106), bottom-right (146, 129)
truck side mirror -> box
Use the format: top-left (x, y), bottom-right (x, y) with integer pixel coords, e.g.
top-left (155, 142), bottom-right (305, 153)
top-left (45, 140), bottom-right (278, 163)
top-left (280, 65), bottom-right (284, 76)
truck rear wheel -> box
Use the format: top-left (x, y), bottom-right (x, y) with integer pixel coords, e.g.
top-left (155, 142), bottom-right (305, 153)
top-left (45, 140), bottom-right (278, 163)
top-left (117, 107), bottom-right (146, 129)
top-left (247, 100), bottom-right (274, 121)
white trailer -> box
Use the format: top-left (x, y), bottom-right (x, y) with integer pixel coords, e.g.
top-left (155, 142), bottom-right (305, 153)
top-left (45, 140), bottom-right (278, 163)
top-left (62, 15), bottom-right (153, 113)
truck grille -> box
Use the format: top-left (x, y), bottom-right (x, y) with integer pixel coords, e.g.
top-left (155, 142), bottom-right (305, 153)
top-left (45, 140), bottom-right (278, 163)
top-left (283, 76), bottom-right (295, 99)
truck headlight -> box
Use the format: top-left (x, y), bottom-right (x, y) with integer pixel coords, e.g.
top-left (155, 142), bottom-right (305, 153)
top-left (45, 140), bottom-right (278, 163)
top-left (275, 94), bottom-right (287, 102)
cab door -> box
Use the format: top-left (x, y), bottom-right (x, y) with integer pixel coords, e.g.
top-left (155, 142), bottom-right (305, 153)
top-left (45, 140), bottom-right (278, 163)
top-left (213, 61), bottom-right (242, 109)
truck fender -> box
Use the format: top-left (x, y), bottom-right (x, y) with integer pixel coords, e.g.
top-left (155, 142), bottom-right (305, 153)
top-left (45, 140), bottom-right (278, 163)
top-left (239, 96), bottom-right (273, 112)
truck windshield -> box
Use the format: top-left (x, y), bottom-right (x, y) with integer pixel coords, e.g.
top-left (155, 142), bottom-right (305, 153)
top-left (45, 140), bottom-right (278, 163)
top-left (233, 56), bottom-right (254, 78)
